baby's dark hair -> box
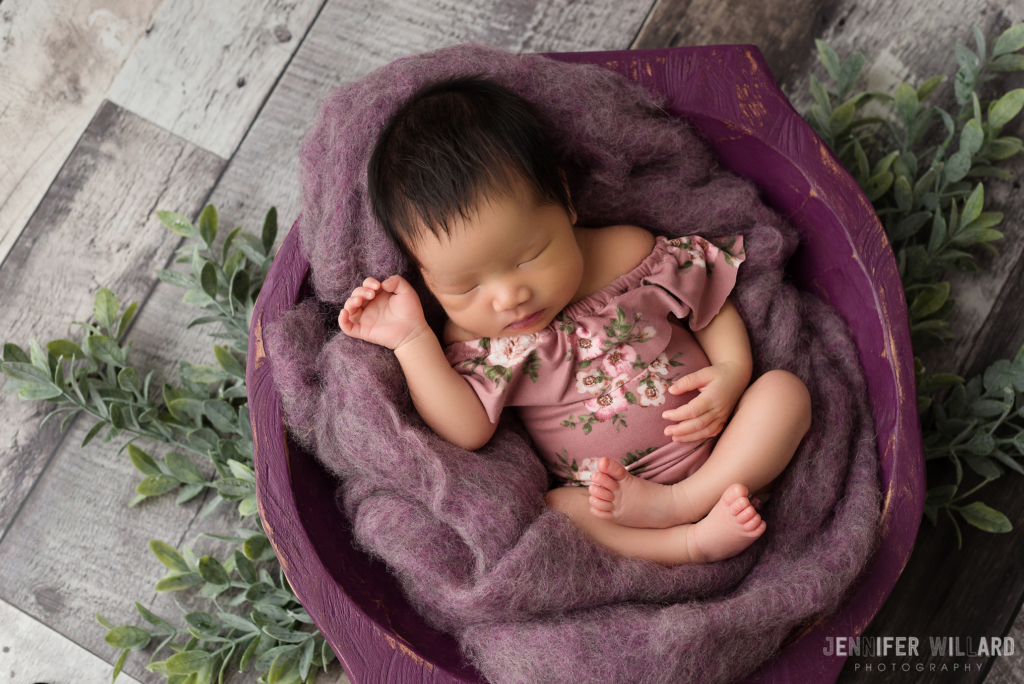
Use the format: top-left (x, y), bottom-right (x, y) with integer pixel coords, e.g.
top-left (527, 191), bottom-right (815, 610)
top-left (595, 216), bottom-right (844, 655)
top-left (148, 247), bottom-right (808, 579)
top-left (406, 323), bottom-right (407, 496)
top-left (368, 75), bottom-right (572, 263)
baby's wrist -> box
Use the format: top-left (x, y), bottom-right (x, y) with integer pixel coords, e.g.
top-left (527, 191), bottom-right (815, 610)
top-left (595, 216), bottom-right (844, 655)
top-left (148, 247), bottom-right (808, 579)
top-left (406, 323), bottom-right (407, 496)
top-left (393, 325), bottom-right (438, 360)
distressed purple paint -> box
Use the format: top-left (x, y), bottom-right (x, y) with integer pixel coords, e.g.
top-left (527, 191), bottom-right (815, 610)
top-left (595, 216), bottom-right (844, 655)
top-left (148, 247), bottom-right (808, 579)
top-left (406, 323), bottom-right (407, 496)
top-left (247, 45), bottom-right (922, 683)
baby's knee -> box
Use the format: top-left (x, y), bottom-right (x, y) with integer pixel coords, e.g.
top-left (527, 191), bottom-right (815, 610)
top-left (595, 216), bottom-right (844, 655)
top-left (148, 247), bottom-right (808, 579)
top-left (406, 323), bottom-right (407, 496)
top-left (545, 487), bottom-right (572, 513)
top-left (762, 370), bottom-right (812, 432)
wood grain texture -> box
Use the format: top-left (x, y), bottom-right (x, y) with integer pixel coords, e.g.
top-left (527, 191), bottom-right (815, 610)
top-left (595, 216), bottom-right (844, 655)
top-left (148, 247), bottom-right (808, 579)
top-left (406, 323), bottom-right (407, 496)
top-left (203, 0), bottom-right (656, 259)
top-left (0, 0), bottom-right (164, 273)
top-left (0, 100), bottom-right (223, 538)
top-left (0, 1), bottom-right (657, 681)
top-left (107, 0), bottom-right (327, 159)
top-left (631, 0), bottom-right (842, 82)
top-left (0, 597), bottom-right (146, 684)
top-left (984, 609), bottom-right (1024, 683)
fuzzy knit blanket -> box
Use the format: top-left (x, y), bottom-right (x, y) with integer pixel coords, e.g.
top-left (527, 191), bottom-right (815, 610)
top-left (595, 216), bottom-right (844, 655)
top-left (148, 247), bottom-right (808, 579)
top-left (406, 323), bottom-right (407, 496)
top-left (265, 43), bottom-right (882, 684)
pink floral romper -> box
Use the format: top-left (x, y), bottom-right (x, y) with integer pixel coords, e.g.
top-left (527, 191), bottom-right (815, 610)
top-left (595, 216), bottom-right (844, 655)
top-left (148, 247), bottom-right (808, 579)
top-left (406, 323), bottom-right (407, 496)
top-left (444, 235), bottom-right (745, 487)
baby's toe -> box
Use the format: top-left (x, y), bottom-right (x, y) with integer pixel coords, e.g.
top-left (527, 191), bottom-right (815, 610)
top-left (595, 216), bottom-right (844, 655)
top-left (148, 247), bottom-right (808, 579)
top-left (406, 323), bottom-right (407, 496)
top-left (589, 496), bottom-right (614, 512)
top-left (590, 472), bottom-right (620, 492)
top-left (588, 484), bottom-right (614, 501)
top-left (734, 505), bottom-right (758, 525)
top-left (596, 457), bottom-right (628, 481)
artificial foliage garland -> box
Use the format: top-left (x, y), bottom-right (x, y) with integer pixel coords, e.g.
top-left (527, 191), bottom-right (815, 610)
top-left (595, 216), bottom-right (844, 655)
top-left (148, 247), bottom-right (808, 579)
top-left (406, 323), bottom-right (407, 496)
top-left (2, 21), bottom-right (1024, 684)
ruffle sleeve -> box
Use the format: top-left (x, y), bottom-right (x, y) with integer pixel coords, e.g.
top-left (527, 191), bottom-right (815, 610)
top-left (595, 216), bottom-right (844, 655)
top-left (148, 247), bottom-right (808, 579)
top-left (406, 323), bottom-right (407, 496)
top-left (443, 333), bottom-right (546, 424)
top-left (646, 235), bottom-right (745, 330)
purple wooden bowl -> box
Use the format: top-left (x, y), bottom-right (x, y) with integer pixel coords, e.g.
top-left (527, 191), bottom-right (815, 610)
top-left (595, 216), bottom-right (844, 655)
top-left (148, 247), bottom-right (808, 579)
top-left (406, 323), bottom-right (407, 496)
top-left (247, 45), bottom-right (924, 683)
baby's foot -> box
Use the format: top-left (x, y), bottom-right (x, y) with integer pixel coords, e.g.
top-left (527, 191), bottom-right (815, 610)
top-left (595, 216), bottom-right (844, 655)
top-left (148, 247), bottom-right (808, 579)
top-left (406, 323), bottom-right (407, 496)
top-left (685, 484), bottom-right (765, 563)
top-left (589, 458), bottom-right (693, 528)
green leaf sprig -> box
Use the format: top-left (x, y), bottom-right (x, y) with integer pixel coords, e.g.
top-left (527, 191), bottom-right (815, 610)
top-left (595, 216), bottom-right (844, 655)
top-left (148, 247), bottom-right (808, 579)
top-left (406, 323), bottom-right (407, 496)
top-left (806, 23), bottom-right (1024, 543)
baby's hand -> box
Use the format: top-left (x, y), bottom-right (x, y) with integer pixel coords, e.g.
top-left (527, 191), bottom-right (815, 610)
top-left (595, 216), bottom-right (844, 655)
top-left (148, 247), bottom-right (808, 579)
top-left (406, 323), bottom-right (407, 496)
top-left (338, 276), bottom-right (428, 350)
top-left (661, 361), bottom-right (748, 442)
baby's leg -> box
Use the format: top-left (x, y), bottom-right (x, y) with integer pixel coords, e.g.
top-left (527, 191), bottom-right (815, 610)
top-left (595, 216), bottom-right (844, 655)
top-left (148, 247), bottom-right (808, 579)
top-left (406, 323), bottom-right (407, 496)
top-left (590, 369), bottom-right (811, 527)
top-left (546, 484), bottom-right (765, 566)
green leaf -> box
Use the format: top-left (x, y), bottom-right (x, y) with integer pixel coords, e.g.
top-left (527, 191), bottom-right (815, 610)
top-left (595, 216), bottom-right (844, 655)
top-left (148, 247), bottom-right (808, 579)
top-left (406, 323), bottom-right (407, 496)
top-left (230, 270), bottom-right (251, 305)
top-left (112, 648), bottom-right (129, 682)
top-left (809, 73), bottom-right (831, 115)
top-left (128, 444), bottom-right (162, 476)
top-left (927, 211), bottom-right (946, 255)
top-left (221, 226), bottom-right (242, 263)
top-left (204, 400), bottom-right (237, 433)
top-left (217, 478), bottom-right (255, 499)
top-left (135, 601), bottom-right (175, 631)
top-left (955, 66), bottom-right (976, 105)
top-left (238, 494), bottom-right (258, 517)
top-left (214, 345), bottom-right (245, 378)
top-left (816, 39), bottom-right (840, 80)
top-left (2, 361), bottom-right (50, 384)
top-left (165, 650), bottom-right (213, 674)
top-left (198, 205), bottom-right (218, 249)
top-left (829, 101), bottom-right (855, 136)
top-left (188, 428), bottom-right (221, 453)
top-left (838, 53), bottom-right (866, 98)
top-left (200, 262), bottom-right (218, 300)
top-left (198, 556), bottom-right (231, 585)
top-left (916, 74), bottom-right (946, 101)
top-left (81, 419), bottom-right (106, 447)
top-left (117, 367), bottom-right (140, 393)
top-left (243, 534), bottom-right (271, 561)
top-left (116, 301), bottom-right (138, 340)
top-left (106, 625), bottom-right (151, 650)
top-left (893, 175), bottom-right (912, 211)
top-left (955, 43), bottom-right (980, 76)
top-left (94, 288), bottom-right (119, 333)
top-left (228, 459), bottom-right (254, 482)
top-left (156, 268), bottom-right (198, 290)
top-left (971, 399), bottom-right (1007, 418)
top-left (268, 646), bottom-right (301, 684)
top-left (157, 211), bottom-right (198, 238)
top-left (262, 207), bottom-right (278, 255)
top-left (181, 364), bottom-right (229, 384)
top-left (19, 383), bottom-right (63, 400)
top-left (967, 432), bottom-right (995, 456)
top-left (47, 340), bottom-right (85, 361)
top-left (890, 211), bottom-right (931, 241)
top-left (150, 539), bottom-right (191, 573)
top-left (89, 335), bottom-right (126, 367)
top-left (960, 183), bottom-right (984, 228)
top-left (989, 54), bottom-right (1024, 72)
top-left (166, 452), bottom-right (205, 484)
top-left (918, 373), bottom-right (962, 394)
top-left (155, 572), bottom-right (203, 592)
top-left (176, 483), bottom-right (205, 504)
top-left (299, 638), bottom-right (315, 680)
top-left (957, 501), bottom-right (1012, 533)
top-left (3, 343), bottom-right (30, 364)
top-left (944, 150), bottom-right (971, 184)
top-left (960, 118), bottom-right (983, 156)
top-left (263, 625), bottom-right (311, 643)
top-left (895, 83), bottom-right (918, 127)
top-left (992, 23), bottom-right (1024, 58)
top-left (185, 610), bottom-right (222, 635)
top-left (109, 403), bottom-right (126, 429)
top-left (137, 474), bottom-right (179, 496)
top-left (988, 88), bottom-right (1024, 131)
top-left (909, 282), bottom-right (949, 319)
top-left (234, 550), bottom-right (257, 584)
top-left (239, 635), bottom-right (261, 671)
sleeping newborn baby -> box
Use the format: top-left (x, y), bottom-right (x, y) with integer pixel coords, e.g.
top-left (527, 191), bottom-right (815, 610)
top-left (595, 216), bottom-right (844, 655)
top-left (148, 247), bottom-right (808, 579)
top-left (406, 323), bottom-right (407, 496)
top-left (338, 75), bottom-right (812, 566)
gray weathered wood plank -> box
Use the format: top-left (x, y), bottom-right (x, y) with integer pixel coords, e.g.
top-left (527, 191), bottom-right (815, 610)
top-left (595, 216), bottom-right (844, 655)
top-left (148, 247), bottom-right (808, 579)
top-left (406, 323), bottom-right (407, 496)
top-left (0, 101), bottom-right (224, 540)
top-left (0, 0), bottom-right (165, 271)
top-left (983, 606), bottom-right (1024, 683)
top-left (107, 0), bottom-right (326, 160)
top-left (0, 597), bottom-right (146, 684)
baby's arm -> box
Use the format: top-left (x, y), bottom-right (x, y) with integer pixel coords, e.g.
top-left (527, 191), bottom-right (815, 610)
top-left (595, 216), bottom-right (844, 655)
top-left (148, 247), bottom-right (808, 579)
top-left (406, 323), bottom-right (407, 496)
top-left (663, 298), bottom-right (753, 441)
top-left (339, 276), bottom-right (497, 450)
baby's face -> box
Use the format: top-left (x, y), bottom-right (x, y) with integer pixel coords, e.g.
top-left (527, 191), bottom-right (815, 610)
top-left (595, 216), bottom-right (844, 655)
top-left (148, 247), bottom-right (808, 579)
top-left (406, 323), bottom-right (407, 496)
top-left (411, 176), bottom-right (584, 339)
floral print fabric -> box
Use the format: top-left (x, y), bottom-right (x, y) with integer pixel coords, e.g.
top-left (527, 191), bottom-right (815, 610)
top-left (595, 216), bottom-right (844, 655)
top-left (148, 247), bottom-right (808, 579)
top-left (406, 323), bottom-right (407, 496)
top-left (444, 234), bottom-right (745, 486)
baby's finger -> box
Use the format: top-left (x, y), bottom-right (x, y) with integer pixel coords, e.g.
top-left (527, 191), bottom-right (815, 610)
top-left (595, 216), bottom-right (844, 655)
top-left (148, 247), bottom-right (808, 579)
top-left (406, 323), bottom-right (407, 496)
top-left (380, 274), bottom-right (414, 295)
top-left (669, 367), bottom-right (714, 395)
top-left (343, 294), bottom-right (365, 312)
top-left (362, 276), bottom-right (381, 289)
top-left (661, 395), bottom-right (713, 422)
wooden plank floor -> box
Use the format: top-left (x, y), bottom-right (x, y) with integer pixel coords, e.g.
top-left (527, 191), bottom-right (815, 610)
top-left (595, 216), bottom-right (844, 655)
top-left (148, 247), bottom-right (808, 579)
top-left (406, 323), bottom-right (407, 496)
top-left (1, 0), bottom-right (1024, 682)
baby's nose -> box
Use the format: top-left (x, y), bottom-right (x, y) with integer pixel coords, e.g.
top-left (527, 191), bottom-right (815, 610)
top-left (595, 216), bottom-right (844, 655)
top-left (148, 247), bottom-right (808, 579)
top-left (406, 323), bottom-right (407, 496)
top-left (493, 284), bottom-right (531, 312)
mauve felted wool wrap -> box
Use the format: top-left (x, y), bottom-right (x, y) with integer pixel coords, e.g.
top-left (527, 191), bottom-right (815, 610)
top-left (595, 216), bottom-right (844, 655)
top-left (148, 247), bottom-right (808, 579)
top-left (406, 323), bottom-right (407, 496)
top-left (265, 43), bottom-right (882, 684)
